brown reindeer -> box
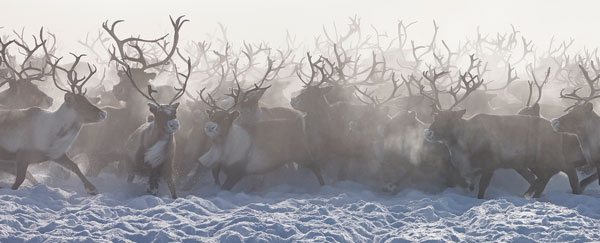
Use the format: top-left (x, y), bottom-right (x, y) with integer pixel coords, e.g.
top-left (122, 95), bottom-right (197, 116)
top-left (552, 65), bottom-right (600, 192)
top-left (0, 53), bottom-right (106, 194)
top-left (70, 16), bottom-right (188, 176)
top-left (121, 58), bottom-right (191, 199)
top-left (423, 68), bottom-right (581, 199)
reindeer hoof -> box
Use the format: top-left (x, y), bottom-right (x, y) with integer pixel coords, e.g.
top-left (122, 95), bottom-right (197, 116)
top-left (86, 186), bottom-right (98, 195)
top-left (523, 192), bottom-right (533, 200)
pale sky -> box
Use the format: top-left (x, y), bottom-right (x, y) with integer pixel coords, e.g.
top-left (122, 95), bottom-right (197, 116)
top-left (2, 0), bottom-right (600, 53)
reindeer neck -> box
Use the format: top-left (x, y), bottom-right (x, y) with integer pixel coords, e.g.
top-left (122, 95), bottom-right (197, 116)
top-left (51, 103), bottom-right (81, 127)
top-left (145, 121), bottom-right (171, 145)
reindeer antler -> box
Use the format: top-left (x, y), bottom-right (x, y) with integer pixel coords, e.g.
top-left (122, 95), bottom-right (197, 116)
top-left (354, 72), bottom-right (402, 106)
top-left (103, 15), bottom-right (188, 71)
top-left (525, 67), bottom-right (550, 107)
top-left (560, 64), bottom-right (600, 111)
top-left (48, 53), bottom-right (97, 94)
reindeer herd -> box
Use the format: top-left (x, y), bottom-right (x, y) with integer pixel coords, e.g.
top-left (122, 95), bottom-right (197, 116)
top-left (1, 16), bottom-right (600, 199)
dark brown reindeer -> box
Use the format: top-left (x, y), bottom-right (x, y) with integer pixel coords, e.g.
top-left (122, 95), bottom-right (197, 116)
top-left (423, 67), bottom-right (582, 199)
top-left (0, 53), bottom-right (106, 194)
top-left (516, 67), bottom-right (589, 197)
top-left (121, 58), bottom-right (191, 199)
top-left (0, 28), bottom-right (54, 109)
top-left (552, 65), bottom-right (600, 192)
top-left (290, 53), bottom-right (388, 181)
top-left (70, 16), bottom-right (188, 176)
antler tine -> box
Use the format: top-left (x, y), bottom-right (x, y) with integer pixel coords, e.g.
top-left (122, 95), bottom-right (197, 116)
top-left (531, 67), bottom-right (551, 105)
top-left (47, 53), bottom-right (97, 95)
top-left (421, 68), bottom-right (448, 110)
top-left (353, 86), bottom-right (378, 105)
top-left (377, 72), bottom-right (402, 105)
top-left (149, 15), bottom-right (189, 70)
top-left (48, 57), bottom-right (71, 93)
top-left (296, 52), bottom-right (316, 86)
top-left (121, 64), bottom-right (159, 105)
top-left (169, 57), bottom-right (192, 105)
top-left (525, 80), bottom-right (534, 107)
top-left (578, 64), bottom-right (600, 97)
top-left (103, 16), bottom-right (188, 71)
top-left (448, 71), bottom-right (484, 110)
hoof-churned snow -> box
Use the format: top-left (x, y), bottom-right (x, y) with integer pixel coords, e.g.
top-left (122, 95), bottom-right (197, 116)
top-left (0, 167), bottom-right (599, 242)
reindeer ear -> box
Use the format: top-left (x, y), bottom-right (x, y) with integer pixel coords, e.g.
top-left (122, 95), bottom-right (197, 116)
top-left (171, 102), bottom-right (180, 110)
top-left (455, 109), bottom-right (467, 118)
top-left (148, 103), bottom-right (158, 113)
top-left (64, 93), bottom-right (75, 105)
top-left (585, 102), bottom-right (594, 112)
top-left (148, 72), bottom-right (157, 80)
top-left (205, 109), bottom-right (214, 117)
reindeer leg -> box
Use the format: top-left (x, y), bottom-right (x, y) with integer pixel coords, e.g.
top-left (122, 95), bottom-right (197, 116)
top-left (182, 164), bottom-right (202, 191)
top-left (212, 165), bottom-right (221, 186)
top-left (515, 167), bottom-right (536, 185)
top-left (564, 168), bottom-right (581, 194)
top-left (533, 174), bottom-right (552, 198)
top-left (147, 167), bottom-right (161, 196)
top-left (579, 172), bottom-right (598, 193)
top-left (477, 169), bottom-right (494, 199)
top-left (12, 160), bottom-right (30, 190)
top-left (221, 168), bottom-right (243, 191)
top-left (597, 165), bottom-right (600, 186)
top-left (308, 163), bottom-right (325, 186)
top-left (54, 154), bottom-right (98, 195)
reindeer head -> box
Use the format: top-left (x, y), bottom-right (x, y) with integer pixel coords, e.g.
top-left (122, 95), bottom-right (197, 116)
top-left (422, 65), bottom-right (483, 144)
top-left (49, 54), bottom-right (107, 123)
top-left (552, 65), bottom-right (600, 135)
top-left (198, 84), bottom-right (240, 141)
top-left (425, 109), bottom-right (466, 144)
top-left (0, 28), bottom-right (55, 109)
top-left (204, 109), bottom-right (239, 141)
top-left (291, 85), bottom-right (332, 112)
top-left (0, 79), bottom-right (53, 109)
top-left (148, 103), bottom-right (180, 134)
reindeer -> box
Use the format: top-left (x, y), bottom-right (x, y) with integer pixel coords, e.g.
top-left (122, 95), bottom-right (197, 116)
top-left (196, 81), bottom-right (325, 190)
top-left (289, 53), bottom-right (395, 181)
top-left (70, 16), bottom-right (187, 176)
top-left (552, 65), bottom-right (600, 192)
top-left (423, 67), bottom-right (583, 199)
top-left (120, 58), bottom-right (191, 199)
top-left (0, 28), bottom-right (54, 109)
top-left (0, 53), bottom-right (106, 194)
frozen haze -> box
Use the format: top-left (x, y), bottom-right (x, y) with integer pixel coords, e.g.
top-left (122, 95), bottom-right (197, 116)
top-left (3, 0), bottom-right (600, 242)
top-left (3, 0), bottom-right (600, 53)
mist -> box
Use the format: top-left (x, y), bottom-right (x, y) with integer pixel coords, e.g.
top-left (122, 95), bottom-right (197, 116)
top-left (1, 1), bottom-right (600, 241)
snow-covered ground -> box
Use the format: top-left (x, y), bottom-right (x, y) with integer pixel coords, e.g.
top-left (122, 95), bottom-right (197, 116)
top-left (0, 164), bottom-right (599, 242)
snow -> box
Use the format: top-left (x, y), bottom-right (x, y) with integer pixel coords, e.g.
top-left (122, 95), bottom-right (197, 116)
top-left (0, 164), bottom-right (599, 242)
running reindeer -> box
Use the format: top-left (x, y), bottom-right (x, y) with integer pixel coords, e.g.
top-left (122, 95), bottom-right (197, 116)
top-left (120, 58), bottom-right (191, 199)
top-left (0, 53), bottom-right (106, 194)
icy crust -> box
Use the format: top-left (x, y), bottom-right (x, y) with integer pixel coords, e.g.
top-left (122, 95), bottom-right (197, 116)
top-left (0, 168), bottom-right (599, 242)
